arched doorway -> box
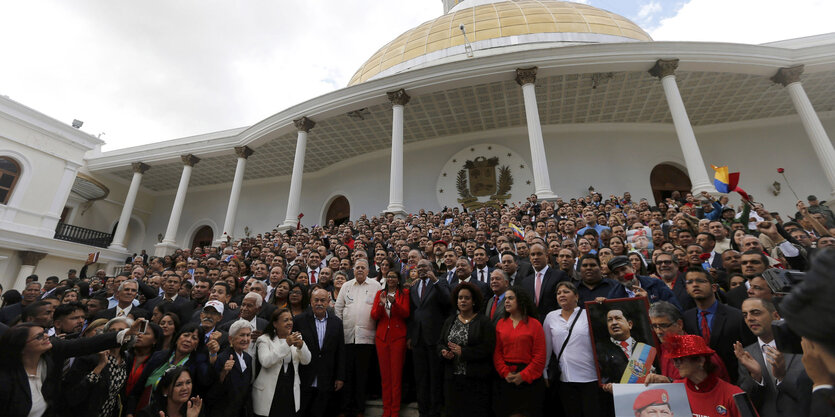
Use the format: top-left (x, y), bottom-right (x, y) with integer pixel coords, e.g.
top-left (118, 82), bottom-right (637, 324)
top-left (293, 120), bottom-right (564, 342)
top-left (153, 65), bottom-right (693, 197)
top-left (191, 225), bottom-right (214, 251)
top-left (325, 196), bottom-right (350, 226)
top-left (650, 164), bottom-right (692, 205)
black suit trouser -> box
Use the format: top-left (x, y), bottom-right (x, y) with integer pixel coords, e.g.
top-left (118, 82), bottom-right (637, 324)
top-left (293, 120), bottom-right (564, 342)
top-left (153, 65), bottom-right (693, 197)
top-left (300, 386), bottom-right (332, 417)
top-left (343, 343), bottom-right (374, 415)
top-left (412, 341), bottom-right (443, 417)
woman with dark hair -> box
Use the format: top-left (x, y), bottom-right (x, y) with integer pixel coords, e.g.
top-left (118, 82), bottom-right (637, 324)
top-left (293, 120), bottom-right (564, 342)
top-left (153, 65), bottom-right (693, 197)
top-left (253, 308), bottom-right (311, 416)
top-left (287, 283), bottom-right (309, 318)
top-left (377, 257), bottom-right (396, 285)
top-left (159, 312), bottom-right (181, 350)
top-left (272, 279), bottom-right (293, 309)
top-left (222, 272), bottom-right (243, 306)
top-left (731, 228), bottom-right (748, 253)
top-left (542, 282), bottom-right (599, 416)
top-left (608, 236), bottom-right (628, 257)
top-left (125, 323), bottom-right (212, 416)
top-left (1, 289), bottom-right (21, 308)
top-left (628, 251), bottom-right (648, 276)
top-left (61, 289), bottom-right (79, 304)
top-left (287, 264), bottom-right (302, 283)
top-left (126, 322), bottom-right (165, 397)
top-left (63, 317), bottom-right (134, 417)
top-left (370, 270), bottom-right (410, 417)
top-left (493, 285), bottom-right (547, 417)
top-left (137, 366), bottom-right (203, 417)
top-left (438, 282), bottom-right (495, 417)
top-left (330, 271), bottom-right (348, 308)
top-left (0, 320), bottom-right (143, 417)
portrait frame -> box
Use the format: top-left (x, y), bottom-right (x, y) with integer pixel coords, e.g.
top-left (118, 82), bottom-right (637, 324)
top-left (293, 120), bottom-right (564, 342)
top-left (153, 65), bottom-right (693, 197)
top-left (613, 383), bottom-right (692, 417)
top-left (585, 297), bottom-right (659, 385)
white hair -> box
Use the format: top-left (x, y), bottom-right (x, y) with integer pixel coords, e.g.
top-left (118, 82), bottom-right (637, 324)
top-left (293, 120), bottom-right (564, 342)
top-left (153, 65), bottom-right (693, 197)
top-left (104, 316), bottom-right (134, 332)
top-left (244, 291), bottom-right (262, 308)
top-left (228, 319), bottom-right (253, 338)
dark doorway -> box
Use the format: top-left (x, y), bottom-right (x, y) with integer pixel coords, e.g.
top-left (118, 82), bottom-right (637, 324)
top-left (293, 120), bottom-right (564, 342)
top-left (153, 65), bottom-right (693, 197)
top-left (650, 164), bottom-right (692, 205)
top-left (326, 196), bottom-right (350, 226)
top-left (191, 226), bottom-right (214, 251)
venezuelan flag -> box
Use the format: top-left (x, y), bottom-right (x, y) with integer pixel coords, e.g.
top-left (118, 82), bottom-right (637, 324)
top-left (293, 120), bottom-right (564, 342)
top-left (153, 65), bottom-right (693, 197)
top-left (711, 165), bottom-right (749, 200)
top-left (508, 223), bottom-right (525, 240)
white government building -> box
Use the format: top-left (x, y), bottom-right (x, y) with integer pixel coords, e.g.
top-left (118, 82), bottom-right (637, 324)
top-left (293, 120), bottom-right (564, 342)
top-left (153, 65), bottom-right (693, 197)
top-left (2, 0), bottom-right (835, 291)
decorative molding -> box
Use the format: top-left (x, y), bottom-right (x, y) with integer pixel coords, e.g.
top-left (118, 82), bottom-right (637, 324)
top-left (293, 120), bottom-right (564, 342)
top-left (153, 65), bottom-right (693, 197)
top-left (132, 162), bottom-right (151, 174)
top-left (18, 250), bottom-right (47, 266)
top-left (293, 117), bottom-right (316, 133)
top-left (234, 146), bottom-right (254, 159)
top-left (648, 59), bottom-right (679, 79)
top-left (515, 67), bottom-right (538, 86)
top-left (181, 154), bottom-right (200, 167)
top-left (386, 89), bottom-right (411, 106)
top-left (771, 64), bottom-right (805, 87)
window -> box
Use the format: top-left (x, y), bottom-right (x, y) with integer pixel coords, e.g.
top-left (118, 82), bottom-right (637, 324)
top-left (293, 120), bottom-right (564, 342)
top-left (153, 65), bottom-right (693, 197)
top-left (0, 156), bottom-right (21, 204)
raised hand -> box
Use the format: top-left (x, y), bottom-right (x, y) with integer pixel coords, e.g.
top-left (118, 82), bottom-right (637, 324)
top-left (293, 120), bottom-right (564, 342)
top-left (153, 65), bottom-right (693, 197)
top-left (186, 396), bottom-right (202, 417)
top-left (734, 341), bottom-right (762, 382)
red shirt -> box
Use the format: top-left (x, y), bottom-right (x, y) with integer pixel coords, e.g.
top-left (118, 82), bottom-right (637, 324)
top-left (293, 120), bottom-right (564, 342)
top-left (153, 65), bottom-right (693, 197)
top-left (677, 373), bottom-right (746, 417)
top-left (660, 348), bottom-right (731, 382)
top-left (493, 316), bottom-right (546, 384)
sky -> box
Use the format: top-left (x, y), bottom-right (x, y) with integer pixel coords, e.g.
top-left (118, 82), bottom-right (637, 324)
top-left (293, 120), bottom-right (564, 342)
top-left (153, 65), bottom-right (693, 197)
top-left (1, 0), bottom-right (833, 151)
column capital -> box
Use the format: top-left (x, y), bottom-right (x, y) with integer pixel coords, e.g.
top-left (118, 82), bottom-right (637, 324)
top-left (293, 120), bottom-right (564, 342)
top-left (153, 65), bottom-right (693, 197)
top-left (234, 146), bottom-right (254, 159)
top-left (18, 250), bottom-right (47, 266)
top-left (771, 64), bottom-right (804, 87)
top-left (515, 67), bottom-right (538, 86)
top-left (131, 162), bottom-right (151, 174)
top-left (648, 59), bottom-right (680, 79)
top-left (293, 117), bottom-right (316, 133)
top-left (181, 154), bottom-right (200, 167)
top-left (387, 89), bottom-right (411, 106)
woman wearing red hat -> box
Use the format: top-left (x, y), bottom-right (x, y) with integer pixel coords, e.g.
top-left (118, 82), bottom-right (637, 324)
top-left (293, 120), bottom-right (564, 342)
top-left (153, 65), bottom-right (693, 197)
top-left (663, 334), bottom-right (750, 417)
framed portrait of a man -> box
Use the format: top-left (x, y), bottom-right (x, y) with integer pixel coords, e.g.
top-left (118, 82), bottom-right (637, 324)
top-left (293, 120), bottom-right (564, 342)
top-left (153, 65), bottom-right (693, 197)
top-left (612, 383), bottom-right (692, 417)
top-left (586, 297), bottom-right (659, 385)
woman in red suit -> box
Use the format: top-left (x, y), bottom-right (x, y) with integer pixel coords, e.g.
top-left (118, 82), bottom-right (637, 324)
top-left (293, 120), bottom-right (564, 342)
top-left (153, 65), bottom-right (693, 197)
top-left (370, 270), bottom-right (410, 417)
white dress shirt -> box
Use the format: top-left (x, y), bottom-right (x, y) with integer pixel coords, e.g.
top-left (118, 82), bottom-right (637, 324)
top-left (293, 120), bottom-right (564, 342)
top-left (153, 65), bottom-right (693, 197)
top-left (757, 338), bottom-right (779, 386)
top-left (543, 307), bottom-right (597, 383)
top-left (334, 278), bottom-right (382, 344)
top-left (474, 266), bottom-right (490, 283)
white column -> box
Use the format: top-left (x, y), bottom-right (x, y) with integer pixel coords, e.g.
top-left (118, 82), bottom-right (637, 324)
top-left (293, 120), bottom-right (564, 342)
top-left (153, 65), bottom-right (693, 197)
top-left (279, 117), bottom-right (315, 231)
top-left (772, 65), bottom-right (835, 197)
top-left (516, 67), bottom-right (558, 200)
top-left (649, 59), bottom-right (713, 195)
top-left (40, 161), bottom-right (81, 236)
top-left (217, 146), bottom-right (253, 243)
top-left (109, 162), bottom-right (149, 250)
top-left (385, 89), bottom-right (410, 216)
top-left (12, 251), bottom-right (46, 291)
top-left (155, 154), bottom-right (199, 256)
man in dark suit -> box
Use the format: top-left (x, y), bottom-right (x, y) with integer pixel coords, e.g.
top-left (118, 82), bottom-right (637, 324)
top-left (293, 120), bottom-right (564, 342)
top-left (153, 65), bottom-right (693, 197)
top-left (520, 242), bottom-right (567, 321)
top-left (142, 271), bottom-right (192, 323)
top-left (219, 292), bottom-right (268, 355)
top-left (595, 307), bottom-right (652, 389)
top-left (734, 297), bottom-right (811, 417)
top-left (96, 279), bottom-right (149, 320)
top-left (683, 268), bottom-right (755, 382)
top-left (485, 269), bottom-right (509, 326)
top-left (408, 259), bottom-right (451, 417)
top-left (499, 251), bottom-right (533, 286)
top-left (248, 280), bottom-right (277, 322)
top-left (295, 287), bottom-right (346, 417)
top-left (470, 247), bottom-right (493, 285)
top-left (0, 282), bottom-right (41, 324)
top-left (654, 252), bottom-right (695, 311)
top-left (725, 250), bottom-right (769, 309)
top-left (449, 257), bottom-right (491, 303)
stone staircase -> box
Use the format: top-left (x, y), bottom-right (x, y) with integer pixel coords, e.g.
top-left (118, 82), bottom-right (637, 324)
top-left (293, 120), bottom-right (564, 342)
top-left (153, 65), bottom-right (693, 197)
top-left (363, 400), bottom-right (420, 417)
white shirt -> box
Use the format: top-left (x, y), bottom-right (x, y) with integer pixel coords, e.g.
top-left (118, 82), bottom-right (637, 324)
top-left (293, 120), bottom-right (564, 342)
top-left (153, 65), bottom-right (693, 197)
top-left (27, 360), bottom-right (47, 417)
top-left (236, 351), bottom-right (247, 373)
top-left (334, 278), bottom-right (382, 344)
top-left (543, 307), bottom-right (597, 383)
top-left (107, 296), bottom-right (139, 309)
top-left (611, 336), bottom-right (636, 359)
top-left (757, 338), bottom-right (780, 386)
top-left (116, 304), bottom-right (133, 317)
top-left (474, 266), bottom-right (490, 283)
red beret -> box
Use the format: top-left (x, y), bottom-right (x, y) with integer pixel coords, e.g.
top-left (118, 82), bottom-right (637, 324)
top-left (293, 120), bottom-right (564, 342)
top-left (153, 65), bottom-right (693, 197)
top-left (433, 240), bottom-right (448, 246)
top-left (633, 389), bottom-right (670, 412)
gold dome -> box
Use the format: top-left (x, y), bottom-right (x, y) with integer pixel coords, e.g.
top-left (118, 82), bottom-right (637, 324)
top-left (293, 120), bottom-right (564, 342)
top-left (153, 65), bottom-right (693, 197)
top-left (348, 0), bottom-right (652, 86)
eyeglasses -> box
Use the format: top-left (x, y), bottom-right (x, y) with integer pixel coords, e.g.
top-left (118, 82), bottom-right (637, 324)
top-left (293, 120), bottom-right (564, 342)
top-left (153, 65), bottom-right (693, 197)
top-left (656, 260), bottom-right (674, 265)
top-left (27, 331), bottom-right (48, 343)
top-left (651, 322), bottom-right (675, 330)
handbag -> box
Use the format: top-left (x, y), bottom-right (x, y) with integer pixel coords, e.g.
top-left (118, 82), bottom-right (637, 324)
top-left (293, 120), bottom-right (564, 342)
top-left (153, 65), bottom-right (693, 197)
top-left (547, 309), bottom-right (582, 384)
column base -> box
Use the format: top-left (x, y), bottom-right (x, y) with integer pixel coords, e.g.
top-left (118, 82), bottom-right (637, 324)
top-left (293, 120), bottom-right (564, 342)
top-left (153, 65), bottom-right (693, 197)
top-left (277, 220), bottom-right (298, 232)
top-left (107, 243), bottom-right (128, 252)
top-left (381, 208), bottom-right (407, 219)
top-left (690, 182), bottom-right (715, 196)
top-left (154, 241), bottom-right (180, 257)
top-left (534, 191), bottom-right (559, 201)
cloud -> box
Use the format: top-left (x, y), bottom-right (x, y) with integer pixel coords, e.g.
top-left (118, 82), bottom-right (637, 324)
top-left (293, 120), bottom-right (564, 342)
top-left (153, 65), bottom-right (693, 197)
top-left (0, 1), bottom-right (440, 150)
top-left (651, 0), bottom-right (835, 43)
top-left (634, 1), bottom-right (663, 28)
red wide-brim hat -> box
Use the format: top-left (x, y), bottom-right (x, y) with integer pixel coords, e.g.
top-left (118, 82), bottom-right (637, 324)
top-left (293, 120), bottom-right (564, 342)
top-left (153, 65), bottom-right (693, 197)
top-left (663, 334), bottom-right (715, 358)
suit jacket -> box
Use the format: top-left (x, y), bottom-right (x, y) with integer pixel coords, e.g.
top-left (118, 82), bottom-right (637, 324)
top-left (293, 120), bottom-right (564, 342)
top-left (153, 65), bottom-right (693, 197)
top-left (449, 275), bottom-right (491, 304)
top-left (207, 347), bottom-right (253, 417)
top-left (252, 334), bottom-right (312, 414)
top-left (257, 302), bottom-right (277, 322)
top-left (370, 289), bottom-right (410, 342)
top-left (142, 294), bottom-right (192, 323)
top-left (514, 262), bottom-right (534, 285)
top-left (62, 351), bottom-right (127, 417)
top-left (219, 316), bottom-right (268, 333)
top-left (436, 313), bottom-right (496, 379)
top-left (294, 310), bottom-right (346, 391)
top-left (470, 266), bottom-right (493, 285)
top-left (725, 284), bottom-right (749, 310)
top-left (668, 273), bottom-right (696, 311)
top-left (0, 332), bottom-right (121, 417)
top-left (0, 302), bottom-right (24, 325)
top-left (595, 340), bottom-right (629, 384)
top-left (95, 305), bottom-right (150, 321)
top-left (812, 387), bottom-right (835, 417)
top-left (684, 302), bottom-right (756, 382)
top-left (520, 266), bottom-right (568, 321)
top-left (607, 275), bottom-right (683, 311)
top-left (484, 292), bottom-right (507, 326)
top-left (737, 343), bottom-right (811, 417)
top-left (408, 277), bottom-right (452, 346)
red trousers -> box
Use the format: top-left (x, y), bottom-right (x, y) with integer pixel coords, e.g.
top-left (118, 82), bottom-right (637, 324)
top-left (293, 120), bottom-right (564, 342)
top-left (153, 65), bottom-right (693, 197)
top-left (376, 337), bottom-right (407, 417)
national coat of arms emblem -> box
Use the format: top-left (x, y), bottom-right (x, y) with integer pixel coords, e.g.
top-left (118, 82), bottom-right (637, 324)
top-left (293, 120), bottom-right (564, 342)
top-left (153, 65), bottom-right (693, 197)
top-left (456, 156), bottom-right (513, 209)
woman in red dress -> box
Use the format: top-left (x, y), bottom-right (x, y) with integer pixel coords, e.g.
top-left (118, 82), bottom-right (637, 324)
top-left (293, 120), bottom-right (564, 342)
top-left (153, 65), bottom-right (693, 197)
top-left (665, 334), bottom-right (750, 417)
top-left (493, 285), bottom-right (547, 417)
top-left (370, 270), bottom-right (410, 417)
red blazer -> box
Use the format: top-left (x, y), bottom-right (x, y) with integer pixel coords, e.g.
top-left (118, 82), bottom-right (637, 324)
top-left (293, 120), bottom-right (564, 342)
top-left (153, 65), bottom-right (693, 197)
top-left (370, 288), bottom-right (410, 342)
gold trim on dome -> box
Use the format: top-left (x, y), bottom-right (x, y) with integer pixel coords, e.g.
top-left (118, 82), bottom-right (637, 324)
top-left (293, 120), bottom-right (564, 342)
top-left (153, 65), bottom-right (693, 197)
top-left (348, 0), bottom-right (652, 86)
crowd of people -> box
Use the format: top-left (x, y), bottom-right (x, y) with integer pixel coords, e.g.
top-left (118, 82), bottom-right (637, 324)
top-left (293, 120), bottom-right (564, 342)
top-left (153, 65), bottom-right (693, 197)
top-left (0, 190), bottom-right (834, 417)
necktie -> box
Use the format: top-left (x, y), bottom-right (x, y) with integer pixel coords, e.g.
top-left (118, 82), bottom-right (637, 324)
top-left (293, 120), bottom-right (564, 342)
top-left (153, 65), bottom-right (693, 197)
top-left (490, 295), bottom-right (498, 319)
top-left (700, 311), bottom-right (711, 344)
top-left (117, 310), bottom-right (125, 317)
top-left (762, 344), bottom-right (776, 383)
top-left (479, 270), bottom-right (484, 283)
top-left (535, 272), bottom-right (543, 306)
top-left (310, 270), bottom-right (317, 284)
top-left (620, 340), bottom-right (630, 357)
top-left (420, 279), bottom-right (428, 300)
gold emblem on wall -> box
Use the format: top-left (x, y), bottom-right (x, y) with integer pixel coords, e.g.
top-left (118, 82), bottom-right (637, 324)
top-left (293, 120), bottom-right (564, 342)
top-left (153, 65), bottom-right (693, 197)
top-left (457, 156), bottom-right (513, 209)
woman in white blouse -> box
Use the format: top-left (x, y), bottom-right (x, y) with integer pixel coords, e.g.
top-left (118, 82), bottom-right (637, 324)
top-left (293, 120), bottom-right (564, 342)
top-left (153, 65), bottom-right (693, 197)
top-left (253, 308), bottom-right (311, 417)
top-left (542, 281), bottom-right (601, 417)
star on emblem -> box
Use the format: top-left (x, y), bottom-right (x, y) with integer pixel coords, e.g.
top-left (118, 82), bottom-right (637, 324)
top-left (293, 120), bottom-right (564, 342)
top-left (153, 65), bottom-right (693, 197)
top-left (439, 189), bottom-right (444, 193)
top-left (526, 180), bottom-right (531, 185)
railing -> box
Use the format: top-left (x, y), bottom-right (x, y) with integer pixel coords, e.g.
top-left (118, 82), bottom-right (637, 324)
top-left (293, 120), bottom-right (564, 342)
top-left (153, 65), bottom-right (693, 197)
top-left (54, 222), bottom-right (113, 248)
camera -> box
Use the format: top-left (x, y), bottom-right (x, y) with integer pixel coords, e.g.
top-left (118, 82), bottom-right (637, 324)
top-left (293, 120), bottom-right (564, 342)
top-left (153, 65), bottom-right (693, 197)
top-left (772, 319), bottom-right (803, 354)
